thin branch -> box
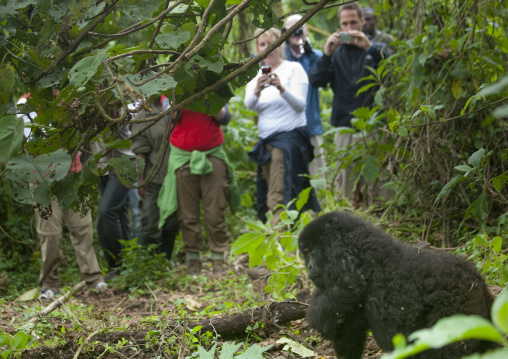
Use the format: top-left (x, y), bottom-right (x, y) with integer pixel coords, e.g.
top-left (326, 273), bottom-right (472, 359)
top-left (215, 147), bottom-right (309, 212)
top-left (89, 0), bottom-right (188, 38)
top-left (130, 0), bottom-right (219, 87)
top-left (29, 0), bottom-right (121, 84)
top-left (407, 97), bottom-right (508, 128)
top-left (106, 50), bottom-right (181, 63)
top-left (3, 45), bottom-right (43, 71)
top-left (148, 0), bottom-right (172, 48)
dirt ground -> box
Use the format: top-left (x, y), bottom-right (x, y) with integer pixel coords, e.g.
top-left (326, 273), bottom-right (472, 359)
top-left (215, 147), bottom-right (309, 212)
top-left (1, 258), bottom-right (384, 359)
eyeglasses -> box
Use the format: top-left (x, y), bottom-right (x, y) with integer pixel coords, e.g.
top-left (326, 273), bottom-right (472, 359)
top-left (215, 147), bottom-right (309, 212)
top-left (281, 28), bottom-right (304, 37)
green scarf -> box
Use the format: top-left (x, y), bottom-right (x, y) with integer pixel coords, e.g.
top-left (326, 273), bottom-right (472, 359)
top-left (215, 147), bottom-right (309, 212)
top-left (158, 144), bottom-right (240, 228)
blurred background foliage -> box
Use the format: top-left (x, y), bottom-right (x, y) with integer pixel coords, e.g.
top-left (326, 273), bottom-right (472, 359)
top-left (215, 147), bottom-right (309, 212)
top-left (0, 0), bottom-right (507, 300)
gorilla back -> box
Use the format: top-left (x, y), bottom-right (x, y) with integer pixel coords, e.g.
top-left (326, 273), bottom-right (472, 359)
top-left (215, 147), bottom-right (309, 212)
top-left (298, 211), bottom-right (496, 359)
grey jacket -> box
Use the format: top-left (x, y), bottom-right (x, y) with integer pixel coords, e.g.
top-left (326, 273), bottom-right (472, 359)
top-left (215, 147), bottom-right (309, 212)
top-left (131, 110), bottom-right (170, 186)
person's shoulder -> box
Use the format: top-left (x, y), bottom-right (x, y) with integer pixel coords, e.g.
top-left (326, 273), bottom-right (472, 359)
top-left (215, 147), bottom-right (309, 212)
top-left (311, 48), bottom-right (323, 57)
top-left (285, 60), bottom-right (305, 71)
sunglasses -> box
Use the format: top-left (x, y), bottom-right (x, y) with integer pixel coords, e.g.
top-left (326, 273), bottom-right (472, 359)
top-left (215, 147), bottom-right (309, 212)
top-left (281, 28), bottom-right (304, 37)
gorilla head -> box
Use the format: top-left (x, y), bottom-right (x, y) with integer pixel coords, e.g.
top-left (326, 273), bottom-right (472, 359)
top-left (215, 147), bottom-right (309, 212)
top-left (298, 211), bottom-right (496, 359)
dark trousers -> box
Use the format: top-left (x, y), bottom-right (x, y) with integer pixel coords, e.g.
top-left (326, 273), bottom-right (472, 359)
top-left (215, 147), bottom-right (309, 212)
top-left (97, 175), bottom-right (131, 269)
top-left (138, 183), bottom-right (179, 260)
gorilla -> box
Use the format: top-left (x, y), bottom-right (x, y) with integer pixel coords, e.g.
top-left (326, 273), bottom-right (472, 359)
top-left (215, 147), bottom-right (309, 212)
top-left (298, 211), bottom-right (496, 359)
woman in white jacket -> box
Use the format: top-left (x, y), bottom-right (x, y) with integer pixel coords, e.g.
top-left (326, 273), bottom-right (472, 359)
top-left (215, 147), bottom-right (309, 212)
top-left (245, 28), bottom-right (321, 226)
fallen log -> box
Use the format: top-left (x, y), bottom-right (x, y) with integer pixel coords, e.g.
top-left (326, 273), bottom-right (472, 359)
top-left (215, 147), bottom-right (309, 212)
top-left (91, 288), bottom-right (312, 344)
top-left (190, 288), bottom-right (312, 337)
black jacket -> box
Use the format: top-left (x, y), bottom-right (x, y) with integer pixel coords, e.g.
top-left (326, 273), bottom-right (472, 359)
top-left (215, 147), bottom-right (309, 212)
top-left (309, 42), bottom-right (388, 127)
top-left (248, 127), bottom-right (321, 222)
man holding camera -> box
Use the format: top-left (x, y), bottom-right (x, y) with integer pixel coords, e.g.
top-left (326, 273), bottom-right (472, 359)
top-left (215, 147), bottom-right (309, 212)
top-left (309, 2), bottom-right (390, 202)
top-left (283, 15), bottom-right (326, 182)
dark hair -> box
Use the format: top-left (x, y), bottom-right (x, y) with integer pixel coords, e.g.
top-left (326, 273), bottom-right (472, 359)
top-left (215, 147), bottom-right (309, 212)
top-left (337, 2), bottom-right (363, 20)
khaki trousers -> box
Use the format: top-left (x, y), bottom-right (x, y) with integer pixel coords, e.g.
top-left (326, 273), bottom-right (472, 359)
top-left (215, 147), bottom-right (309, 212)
top-left (261, 145), bottom-right (285, 226)
top-left (176, 157), bottom-right (230, 254)
top-left (36, 199), bottom-right (103, 292)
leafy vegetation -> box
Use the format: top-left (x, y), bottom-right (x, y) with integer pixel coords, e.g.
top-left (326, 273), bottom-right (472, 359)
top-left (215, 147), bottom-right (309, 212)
top-left (0, 0), bottom-right (507, 357)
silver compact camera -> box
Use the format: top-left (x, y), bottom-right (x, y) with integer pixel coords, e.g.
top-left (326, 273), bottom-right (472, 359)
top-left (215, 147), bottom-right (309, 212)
top-left (339, 31), bottom-right (352, 43)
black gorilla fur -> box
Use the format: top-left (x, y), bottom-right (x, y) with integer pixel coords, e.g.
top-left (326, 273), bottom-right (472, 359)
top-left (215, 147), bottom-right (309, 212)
top-left (298, 211), bottom-right (496, 359)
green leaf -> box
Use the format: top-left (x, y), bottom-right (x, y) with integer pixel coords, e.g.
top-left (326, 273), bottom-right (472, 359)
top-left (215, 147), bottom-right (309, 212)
top-left (197, 343), bottom-right (216, 359)
top-left (276, 337), bottom-right (315, 357)
top-left (463, 349), bottom-right (508, 359)
top-left (409, 315), bottom-right (505, 346)
top-left (14, 288), bottom-right (39, 302)
top-left (0, 0), bottom-right (35, 16)
top-left (235, 343), bottom-right (273, 359)
top-left (397, 126), bottom-right (408, 137)
top-left (231, 233), bottom-right (265, 255)
top-left (454, 165), bottom-right (473, 173)
top-left (0, 334), bottom-right (10, 346)
top-left (219, 342), bottom-right (242, 359)
top-left (491, 289), bottom-right (508, 334)
top-left (434, 175), bottom-right (468, 204)
top-left (11, 332), bottom-right (29, 351)
top-left (109, 155), bottom-right (144, 186)
top-left (467, 148), bottom-right (486, 169)
top-left (491, 173), bottom-right (508, 191)
top-left (384, 315), bottom-right (506, 359)
top-left (69, 48), bottom-right (108, 87)
top-left (5, 149), bottom-right (72, 205)
top-left (491, 236), bottom-right (502, 253)
top-left (122, 72), bottom-right (177, 98)
top-left (52, 172), bottom-right (80, 211)
top-left (192, 54), bottom-right (224, 74)
top-left (472, 194), bottom-right (489, 221)
top-left (478, 76), bottom-right (508, 97)
top-left (362, 155), bottom-right (380, 183)
top-left (0, 115), bottom-right (24, 164)
top-left (356, 82), bottom-right (376, 97)
top-left (452, 79), bottom-right (464, 100)
top-left (493, 104), bottom-right (508, 118)
top-left (295, 187), bottom-right (311, 212)
top-left (0, 64), bottom-right (16, 103)
top-left (155, 31), bottom-right (191, 49)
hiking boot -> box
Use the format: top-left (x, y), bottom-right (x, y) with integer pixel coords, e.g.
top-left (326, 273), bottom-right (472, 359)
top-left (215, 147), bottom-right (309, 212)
top-left (39, 288), bottom-right (56, 300)
top-left (94, 281), bottom-right (108, 290)
top-left (212, 260), bottom-right (227, 275)
top-left (187, 260), bottom-right (202, 275)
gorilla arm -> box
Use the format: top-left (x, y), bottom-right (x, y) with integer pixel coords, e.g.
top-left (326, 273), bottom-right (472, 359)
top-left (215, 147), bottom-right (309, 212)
top-left (307, 280), bottom-right (369, 359)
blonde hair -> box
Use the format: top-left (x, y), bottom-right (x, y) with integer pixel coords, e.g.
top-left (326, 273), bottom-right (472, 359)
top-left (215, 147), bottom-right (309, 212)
top-left (253, 28), bottom-right (285, 59)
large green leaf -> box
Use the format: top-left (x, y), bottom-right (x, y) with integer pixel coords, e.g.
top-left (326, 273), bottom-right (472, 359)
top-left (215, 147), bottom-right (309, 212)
top-left (5, 149), bottom-right (72, 205)
top-left (362, 155), bottom-right (380, 183)
top-left (0, 0), bottom-right (36, 16)
top-left (491, 289), bottom-right (508, 334)
top-left (109, 155), bottom-right (144, 186)
top-left (467, 148), bottom-right (486, 169)
top-left (0, 115), bottom-right (24, 164)
top-left (478, 76), bottom-right (508, 97)
top-left (384, 315), bottom-right (506, 359)
top-left (0, 64), bottom-right (16, 102)
top-left (122, 72), bottom-right (177, 98)
top-left (231, 233), bottom-right (265, 255)
top-left (69, 48), bottom-right (109, 87)
top-left (155, 31), bottom-right (191, 49)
